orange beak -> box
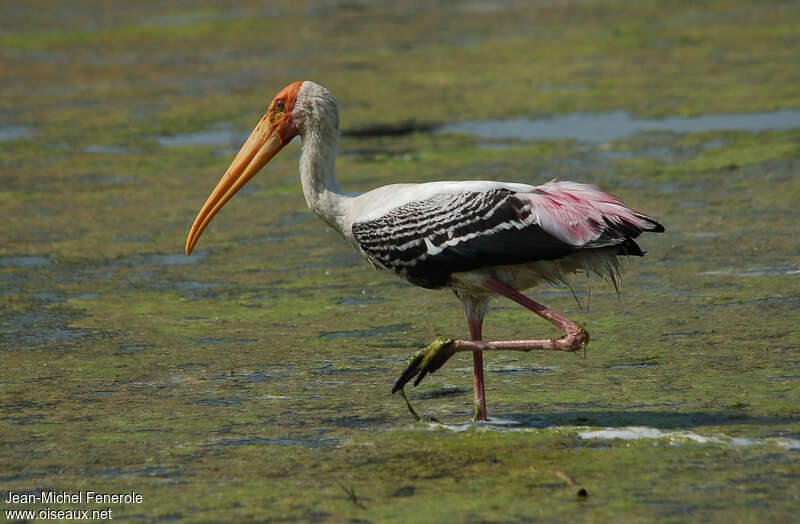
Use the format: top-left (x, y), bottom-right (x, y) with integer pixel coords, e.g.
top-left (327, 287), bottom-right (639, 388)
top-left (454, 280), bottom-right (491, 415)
top-left (185, 113), bottom-right (295, 256)
top-left (186, 81), bottom-right (303, 255)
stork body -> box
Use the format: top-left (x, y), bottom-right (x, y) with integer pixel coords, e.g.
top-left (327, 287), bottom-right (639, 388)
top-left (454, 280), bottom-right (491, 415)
top-left (186, 81), bottom-right (664, 421)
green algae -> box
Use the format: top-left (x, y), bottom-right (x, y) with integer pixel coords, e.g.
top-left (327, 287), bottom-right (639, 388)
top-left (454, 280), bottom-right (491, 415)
top-left (684, 136), bottom-right (798, 172)
top-left (2, 1), bottom-right (800, 522)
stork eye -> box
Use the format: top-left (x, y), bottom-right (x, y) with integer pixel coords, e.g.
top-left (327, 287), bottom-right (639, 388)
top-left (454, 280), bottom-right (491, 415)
top-left (275, 99), bottom-right (286, 112)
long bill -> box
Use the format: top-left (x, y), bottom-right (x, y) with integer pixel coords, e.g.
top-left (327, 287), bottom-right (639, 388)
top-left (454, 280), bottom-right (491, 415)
top-left (185, 119), bottom-right (286, 256)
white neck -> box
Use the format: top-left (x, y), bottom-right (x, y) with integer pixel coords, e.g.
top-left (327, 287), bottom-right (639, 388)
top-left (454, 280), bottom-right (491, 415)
top-left (299, 125), bottom-right (352, 235)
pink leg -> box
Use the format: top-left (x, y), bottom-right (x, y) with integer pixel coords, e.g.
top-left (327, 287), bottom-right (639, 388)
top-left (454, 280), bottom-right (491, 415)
top-left (449, 278), bottom-right (588, 354)
top-left (468, 316), bottom-right (488, 422)
top-left (392, 278), bottom-right (589, 413)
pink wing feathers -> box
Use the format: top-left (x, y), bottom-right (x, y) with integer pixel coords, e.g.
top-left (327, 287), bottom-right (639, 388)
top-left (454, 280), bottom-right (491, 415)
top-left (525, 181), bottom-right (663, 248)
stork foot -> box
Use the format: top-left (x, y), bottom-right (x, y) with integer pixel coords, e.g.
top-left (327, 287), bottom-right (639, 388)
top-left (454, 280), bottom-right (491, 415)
top-left (391, 326), bottom-right (589, 393)
top-left (392, 337), bottom-right (455, 393)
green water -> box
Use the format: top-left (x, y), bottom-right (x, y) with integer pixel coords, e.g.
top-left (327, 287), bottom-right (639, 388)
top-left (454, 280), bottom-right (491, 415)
top-left (1, 1), bottom-right (798, 522)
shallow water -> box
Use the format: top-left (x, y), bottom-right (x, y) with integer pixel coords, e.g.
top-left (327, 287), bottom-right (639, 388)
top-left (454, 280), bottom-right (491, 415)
top-left (0, 256), bottom-right (53, 268)
top-left (438, 108), bottom-right (800, 143)
top-left (157, 108), bottom-right (800, 149)
top-left (320, 323), bottom-right (410, 339)
top-left (577, 426), bottom-right (800, 450)
top-left (415, 420), bottom-right (800, 451)
top-left (157, 126), bottom-right (302, 149)
top-left (156, 125), bottom-right (249, 148)
top-left (0, 124), bottom-right (33, 142)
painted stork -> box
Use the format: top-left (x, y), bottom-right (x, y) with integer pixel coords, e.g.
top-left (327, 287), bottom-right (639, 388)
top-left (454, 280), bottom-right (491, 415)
top-left (185, 81), bottom-right (664, 421)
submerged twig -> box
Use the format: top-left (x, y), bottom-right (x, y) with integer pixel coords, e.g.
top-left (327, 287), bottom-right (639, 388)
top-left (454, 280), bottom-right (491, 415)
top-left (337, 481), bottom-right (366, 509)
top-left (532, 465), bottom-right (576, 486)
top-left (531, 466), bottom-right (589, 498)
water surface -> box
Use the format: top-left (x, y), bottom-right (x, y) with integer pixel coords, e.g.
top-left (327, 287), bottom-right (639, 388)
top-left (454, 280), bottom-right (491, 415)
top-left (438, 108), bottom-right (800, 142)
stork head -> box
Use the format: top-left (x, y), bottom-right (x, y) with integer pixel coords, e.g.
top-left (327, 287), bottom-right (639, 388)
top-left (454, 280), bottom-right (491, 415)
top-left (185, 81), bottom-right (309, 256)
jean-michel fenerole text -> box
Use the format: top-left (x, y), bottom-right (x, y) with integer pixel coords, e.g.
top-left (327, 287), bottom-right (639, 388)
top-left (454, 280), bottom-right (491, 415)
top-left (5, 490), bottom-right (143, 505)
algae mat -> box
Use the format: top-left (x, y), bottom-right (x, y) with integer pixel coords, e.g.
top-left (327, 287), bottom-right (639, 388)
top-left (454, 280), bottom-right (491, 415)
top-left (1, 1), bottom-right (798, 522)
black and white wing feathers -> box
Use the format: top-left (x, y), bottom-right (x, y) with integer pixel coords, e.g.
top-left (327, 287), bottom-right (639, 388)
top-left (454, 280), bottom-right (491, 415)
top-left (351, 182), bottom-right (663, 289)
